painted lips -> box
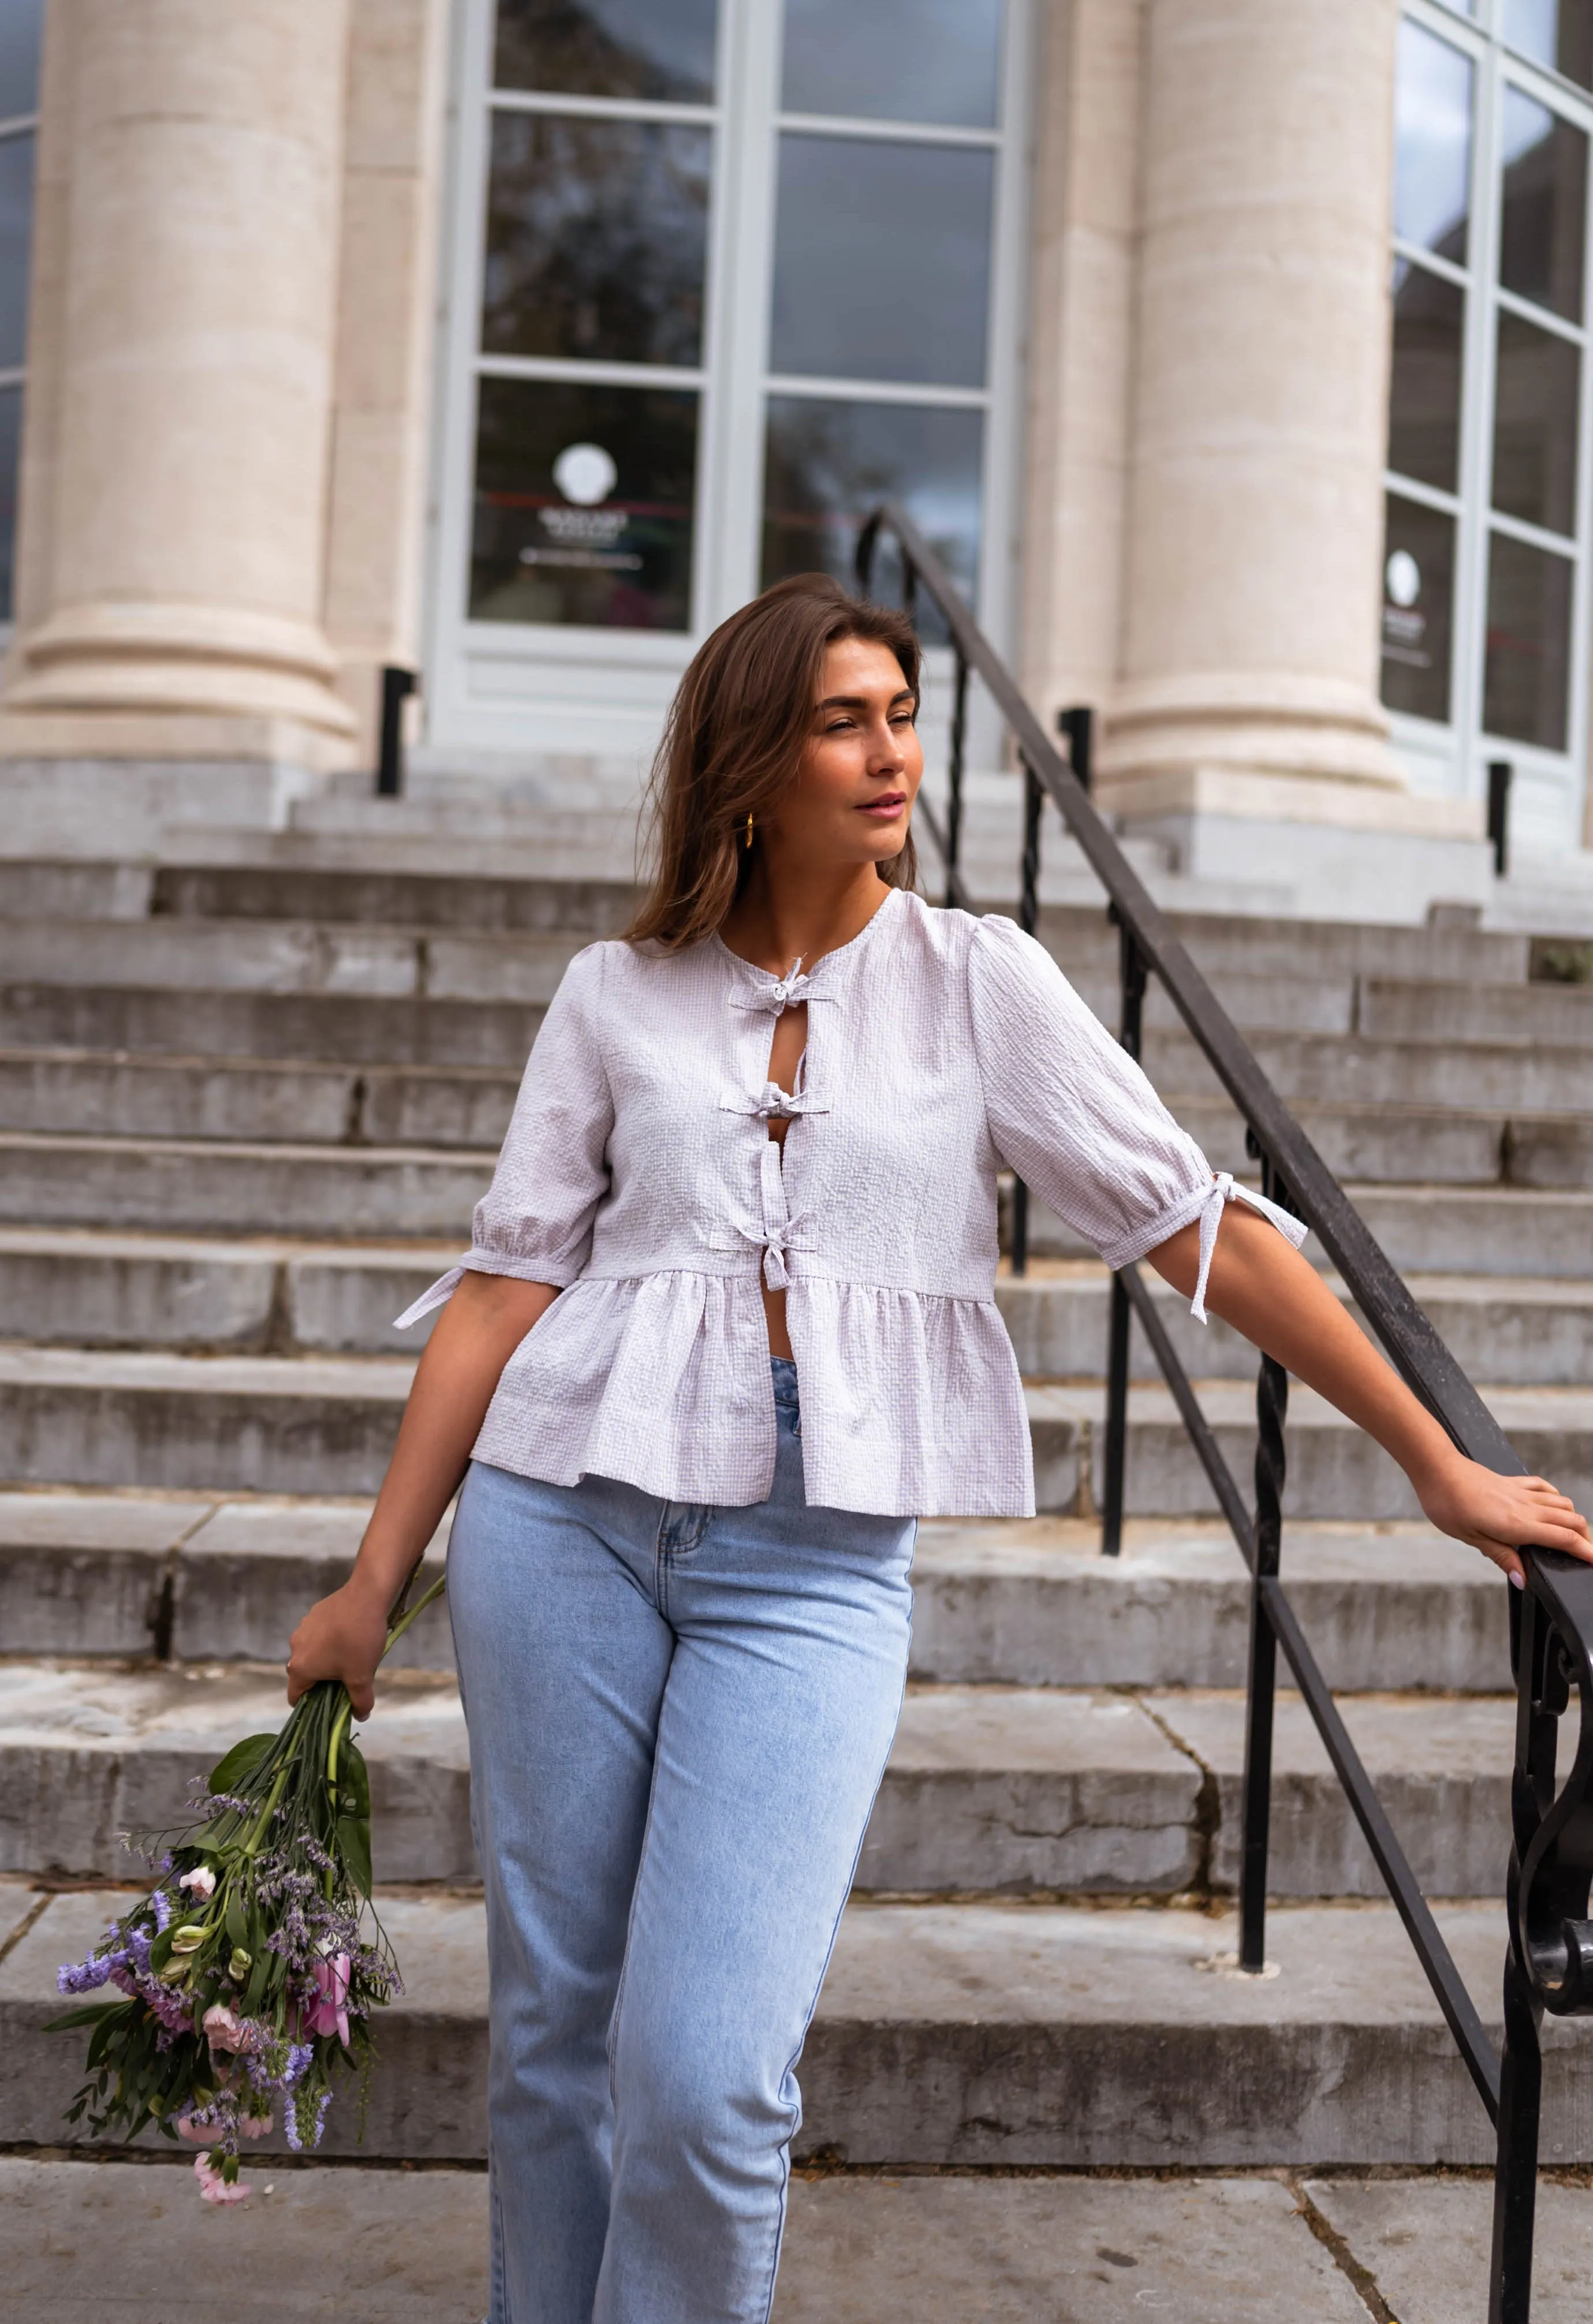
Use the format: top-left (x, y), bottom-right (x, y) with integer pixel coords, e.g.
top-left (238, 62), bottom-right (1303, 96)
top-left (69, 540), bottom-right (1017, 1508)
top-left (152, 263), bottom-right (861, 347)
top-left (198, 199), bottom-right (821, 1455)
top-left (858, 793), bottom-right (908, 817)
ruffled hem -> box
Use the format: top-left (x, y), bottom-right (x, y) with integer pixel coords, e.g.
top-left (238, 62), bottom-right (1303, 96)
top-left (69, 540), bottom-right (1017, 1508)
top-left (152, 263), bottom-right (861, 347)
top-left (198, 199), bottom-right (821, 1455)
top-left (469, 1271), bottom-right (1035, 1518)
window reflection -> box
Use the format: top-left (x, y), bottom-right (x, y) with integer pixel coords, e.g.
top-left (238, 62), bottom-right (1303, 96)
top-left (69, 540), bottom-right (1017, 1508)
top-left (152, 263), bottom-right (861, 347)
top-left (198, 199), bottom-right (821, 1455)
top-left (493, 0), bottom-right (718, 104)
top-left (770, 136), bottom-right (994, 387)
top-left (1389, 261), bottom-right (1465, 491)
top-left (762, 396), bottom-right (982, 646)
top-left (1394, 20), bottom-right (1474, 264)
top-left (1381, 495), bottom-right (1456, 724)
top-left (0, 0), bottom-right (41, 121)
top-left (0, 382), bottom-right (19, 621)
top-left (1504, 0), bottom-right (1593, 91)
top-left (781, 0), bottom-right (1002, 128)
top-left (482, 114), bottom-right (710, 368)
top-left (0, 130), bottom-right (30, 373)
top-left (1492, 311), bottom-right (1580, 535)
top-left (471, 378), bottom-right (699, 631)
top-left (1484, 530), bottom-right (1574, 747)
top-left (1499, 88), bottom-right (1587, 321)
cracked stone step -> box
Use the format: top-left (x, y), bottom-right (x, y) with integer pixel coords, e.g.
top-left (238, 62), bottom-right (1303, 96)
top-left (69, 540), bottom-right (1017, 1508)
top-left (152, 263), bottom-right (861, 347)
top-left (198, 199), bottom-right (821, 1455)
top-left (3, 1886), bottom-right (1586, 2165)
top-left (2, 1346), bottom-right (1587, 1514)
top-left (5, 1231), bottom-right (1588, 1389)
top-left (0, 1662), bottom-right (1523, 1899)
top-left (0, 1491), bottom-right (1510, 1691)
top-left (1017, 1181), bottom-right (1593, 1276)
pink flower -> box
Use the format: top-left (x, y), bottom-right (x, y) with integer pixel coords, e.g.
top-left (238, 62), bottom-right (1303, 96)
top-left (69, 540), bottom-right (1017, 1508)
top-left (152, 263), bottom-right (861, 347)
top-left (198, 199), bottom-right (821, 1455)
top-left (238, 2110), bottom-right (273, 2140)
top-left (202, 2004), bottom-right (252, 2056)
top-left (176, 2115), bottom-right (208, 2144)
top-left (194, 2153), bottom-right (250, 2206)
top-left (178, 1866), bottom-right (216, 1900)
top-left (303, 1953), bottom-right (351, 2048)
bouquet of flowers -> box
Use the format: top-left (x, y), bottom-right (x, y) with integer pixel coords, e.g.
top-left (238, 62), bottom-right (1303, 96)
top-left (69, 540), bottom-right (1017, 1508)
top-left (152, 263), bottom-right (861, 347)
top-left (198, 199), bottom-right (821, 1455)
top-left (49, 1572), bottom-right (445, 2203)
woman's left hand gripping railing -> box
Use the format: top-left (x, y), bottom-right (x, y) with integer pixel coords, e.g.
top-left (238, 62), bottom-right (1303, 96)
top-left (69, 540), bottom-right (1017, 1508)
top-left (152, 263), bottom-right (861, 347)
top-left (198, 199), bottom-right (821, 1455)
top-left (1491, 1550), bottom-right (1593, 2320)
top-left (46, 1564), bottom-right (446, 2203)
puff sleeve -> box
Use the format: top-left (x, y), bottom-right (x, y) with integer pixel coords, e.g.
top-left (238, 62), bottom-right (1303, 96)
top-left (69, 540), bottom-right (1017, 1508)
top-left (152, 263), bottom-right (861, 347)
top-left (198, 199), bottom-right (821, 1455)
top-left (393, 943), bottom-right (614, 1327)
top-left (967, 914), bottom-right (1305, 1318)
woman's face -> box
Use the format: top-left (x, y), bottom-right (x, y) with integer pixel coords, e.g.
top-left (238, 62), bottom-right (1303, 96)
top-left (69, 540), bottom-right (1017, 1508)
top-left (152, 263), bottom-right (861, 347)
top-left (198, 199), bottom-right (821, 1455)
top-left (771, 636), bottom-right (924, 869)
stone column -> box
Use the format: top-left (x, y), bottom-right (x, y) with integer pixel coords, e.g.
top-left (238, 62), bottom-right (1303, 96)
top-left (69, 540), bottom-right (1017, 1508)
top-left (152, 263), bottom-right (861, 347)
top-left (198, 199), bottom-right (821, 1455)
top-left (322, 0), bottom-right (449, 767)
top-left (1101, 0), bottom-right (1408, 815)
top-left (0, 0), bottom-right (357, 772)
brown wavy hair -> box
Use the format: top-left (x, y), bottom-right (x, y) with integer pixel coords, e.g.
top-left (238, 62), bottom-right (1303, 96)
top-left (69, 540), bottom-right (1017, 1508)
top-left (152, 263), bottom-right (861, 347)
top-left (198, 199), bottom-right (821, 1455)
top-left (624, 572), bottom-right (922, 951)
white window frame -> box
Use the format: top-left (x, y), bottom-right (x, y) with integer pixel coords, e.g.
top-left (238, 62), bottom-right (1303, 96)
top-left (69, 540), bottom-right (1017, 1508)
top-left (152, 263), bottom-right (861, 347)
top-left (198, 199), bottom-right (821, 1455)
top-left (1389, 0), bottom-right (1593, 858)
top-left (421, 0), bottom-right (1034, 776)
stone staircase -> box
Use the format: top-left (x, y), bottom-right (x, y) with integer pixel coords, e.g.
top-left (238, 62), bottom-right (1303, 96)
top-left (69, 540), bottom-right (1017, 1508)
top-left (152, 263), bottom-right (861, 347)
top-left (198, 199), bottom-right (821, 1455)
top-left (3, 857), bottom-right (1593, 2171)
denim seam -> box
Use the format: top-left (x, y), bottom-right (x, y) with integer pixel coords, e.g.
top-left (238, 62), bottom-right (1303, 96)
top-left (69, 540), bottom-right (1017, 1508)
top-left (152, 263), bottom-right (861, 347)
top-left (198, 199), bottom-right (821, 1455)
top-left (606, 1712), bottom-right (671, 2116)
top-left (753, 1588), bottom-right (915, 2324)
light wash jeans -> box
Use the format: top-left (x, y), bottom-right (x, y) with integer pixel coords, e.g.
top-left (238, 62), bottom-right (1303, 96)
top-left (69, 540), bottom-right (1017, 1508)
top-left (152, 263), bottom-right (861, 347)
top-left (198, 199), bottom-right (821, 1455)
top-left (447, 1358), bottom-right (916, 2324)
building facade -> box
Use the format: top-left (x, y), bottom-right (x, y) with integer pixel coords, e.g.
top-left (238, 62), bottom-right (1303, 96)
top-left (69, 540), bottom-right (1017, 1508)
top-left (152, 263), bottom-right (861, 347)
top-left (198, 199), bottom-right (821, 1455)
top-left (0, 0), bottom-right (1589, 914)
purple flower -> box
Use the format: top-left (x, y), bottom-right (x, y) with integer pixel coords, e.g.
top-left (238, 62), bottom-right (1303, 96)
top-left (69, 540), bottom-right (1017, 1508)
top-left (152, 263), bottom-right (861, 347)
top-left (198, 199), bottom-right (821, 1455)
top-left (150, 1890), bottom-right (172, 1933)
top-left (55, 1953), bottom-right (114, 1995)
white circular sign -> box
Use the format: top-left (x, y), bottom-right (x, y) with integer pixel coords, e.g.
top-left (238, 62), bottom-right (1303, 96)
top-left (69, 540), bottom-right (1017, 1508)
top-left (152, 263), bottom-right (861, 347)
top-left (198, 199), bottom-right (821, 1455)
top-left (1386, 548), bottom-right (1421, 608)
top-left (553, 442), bottom-right (618, 506)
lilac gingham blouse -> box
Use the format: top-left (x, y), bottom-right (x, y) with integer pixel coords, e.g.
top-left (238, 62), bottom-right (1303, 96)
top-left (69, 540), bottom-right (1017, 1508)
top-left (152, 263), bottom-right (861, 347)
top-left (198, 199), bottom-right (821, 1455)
top-left (397, 888), bottom-right (1304, 1516)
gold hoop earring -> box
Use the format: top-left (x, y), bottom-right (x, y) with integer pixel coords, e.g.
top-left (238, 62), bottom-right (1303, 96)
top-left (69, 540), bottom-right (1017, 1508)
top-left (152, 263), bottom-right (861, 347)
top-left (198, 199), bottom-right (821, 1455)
top-left (744, 812), bottom-right (754, 850)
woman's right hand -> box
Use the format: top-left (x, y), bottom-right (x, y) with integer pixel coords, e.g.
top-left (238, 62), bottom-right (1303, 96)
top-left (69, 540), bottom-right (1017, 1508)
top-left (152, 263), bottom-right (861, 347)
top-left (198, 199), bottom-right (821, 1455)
top-left (286, 1574), bottom-right (393, 1718)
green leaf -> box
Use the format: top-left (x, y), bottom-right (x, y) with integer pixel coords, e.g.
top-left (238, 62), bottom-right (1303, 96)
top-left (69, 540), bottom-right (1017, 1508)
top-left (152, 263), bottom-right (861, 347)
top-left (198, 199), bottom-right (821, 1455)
top-left (337, 1741), bottom-right (372, 1822)
top-left (225, 1886), bottom-right (249, 1952)
top-left (206, 1731), bottom-right (277, 1798)
top-left (44, 2000), bottom-right (125, 2035)
top-left (243, 1945), bottom-right (270, 2015)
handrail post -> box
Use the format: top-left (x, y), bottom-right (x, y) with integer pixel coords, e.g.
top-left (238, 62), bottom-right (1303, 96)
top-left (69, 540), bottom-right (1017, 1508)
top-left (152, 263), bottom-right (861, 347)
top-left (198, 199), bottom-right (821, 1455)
top-left (1009, 761), bottom-right (1044, 1277)
top-left (1100, 910), bottom-right (1146, 1557)
top-left (946, 650), bottom-right (969, 907)
top-left (1240, 1146), bottom-right (1292, 1971)
top-left (375, 666), bottom-right (416, 799)
top-left (1490, 1949), bottom-right (1544, 2323)
top-left (1058, 703), bottom-right (1093, 794)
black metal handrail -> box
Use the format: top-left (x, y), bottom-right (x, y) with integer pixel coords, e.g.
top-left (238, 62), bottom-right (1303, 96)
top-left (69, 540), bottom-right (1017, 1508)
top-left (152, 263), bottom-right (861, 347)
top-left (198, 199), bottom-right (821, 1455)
top-left (856, 501), bottom-right (1593, 2324)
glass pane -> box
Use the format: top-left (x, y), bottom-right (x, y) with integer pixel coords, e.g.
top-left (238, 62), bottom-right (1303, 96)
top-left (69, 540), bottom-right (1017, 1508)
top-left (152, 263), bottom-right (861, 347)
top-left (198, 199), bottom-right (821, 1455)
top-left (471, 378), bottom-right (697, 630)
top-left (0, 381), bottom-right (20, 621)
top-left (482, 114), bottom-right (710, 368)
top-left (1492, 309), bottom-right (1580, 533)
top-left (1500, 87), bottom-right (1587, 321)
top-left (1388, 261), bottom-right (1465, 491)
top-left (762, 395), bottom-right (983, 643)
top-left (1504, 0), bottom-right (1593, 90)
top-left (770, 136), bottom-right (994, 388)
top-left (0, 1), bottom-right (43, 120)
top-left (1394, 20), bottom-right (1473, 265)
top-left (781, 0), bottom-right (1002, 128)
top-left (1484, 530), bottom-right (1574, 747)
top-left (1381, 495), bottom-right (1455, 723)
top-left (493, 0), bottom-right (717, 103)
top-left (0, 129), bottom-right (31, 372)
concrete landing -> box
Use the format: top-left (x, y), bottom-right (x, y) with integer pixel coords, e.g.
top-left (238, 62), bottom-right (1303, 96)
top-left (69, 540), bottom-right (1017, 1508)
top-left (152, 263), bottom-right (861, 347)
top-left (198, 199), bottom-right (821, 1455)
top-left (6, 2157), bottom-right (1593, 2322)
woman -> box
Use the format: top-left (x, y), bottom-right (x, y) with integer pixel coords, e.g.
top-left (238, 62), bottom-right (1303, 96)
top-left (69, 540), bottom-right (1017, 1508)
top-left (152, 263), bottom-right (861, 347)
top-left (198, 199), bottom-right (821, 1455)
top-left (287, 573), bottom-right (1589, 2324)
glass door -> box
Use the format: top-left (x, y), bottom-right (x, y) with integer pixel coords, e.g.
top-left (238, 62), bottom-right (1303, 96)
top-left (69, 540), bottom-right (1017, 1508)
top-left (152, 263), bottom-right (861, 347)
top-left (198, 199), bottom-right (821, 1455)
top-left (425, 0), bottom-right (1029, 774)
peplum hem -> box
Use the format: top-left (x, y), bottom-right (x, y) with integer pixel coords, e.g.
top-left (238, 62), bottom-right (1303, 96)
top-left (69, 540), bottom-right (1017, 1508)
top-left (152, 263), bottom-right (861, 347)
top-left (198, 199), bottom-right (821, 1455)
top-left (467, 1270), bottom-right (1036, 1518)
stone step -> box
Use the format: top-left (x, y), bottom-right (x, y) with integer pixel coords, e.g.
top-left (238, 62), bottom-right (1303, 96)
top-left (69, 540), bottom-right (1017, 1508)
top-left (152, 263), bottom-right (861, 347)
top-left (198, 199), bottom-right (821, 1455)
top-left (1143, 1025), bottom-right (1593, 1115)
top-left (1025, 1376), bottom-right (1593, 1524)
top-left (3, 1884), bottom-right (1584, 2165)
top-left (0, 1490), bottom-right (1510, 1692)
top-left (1021, 1180), bottom-right (1593, 1276)
top-left (0, 1131), bottom-right (493, 1237)
top-left (2, 1343), bottom-right (1585, 1515)
top-left (0, 1661), bottom-right (1520, 1899)
top-left (1360, 974), bottom-right (1593, 1049)
top-left (0, 916), bottom-right (584, 1004)
top-left (6, 1230), bottom-right (1588, 1392)
top-left (5, 1050), bottom-right (1586, 1188)
top-left (149, 861), bottom-right (641, 935)
top-left (0, 978), bottom-right (544, 1068)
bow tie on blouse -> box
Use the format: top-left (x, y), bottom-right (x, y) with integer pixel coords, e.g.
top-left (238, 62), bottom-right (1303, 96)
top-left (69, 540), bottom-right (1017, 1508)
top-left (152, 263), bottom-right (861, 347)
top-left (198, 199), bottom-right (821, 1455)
top-left (740, 961), bottom-right (814, 1013)
top-left (1191, 1171), bottom-right (1308, 1323)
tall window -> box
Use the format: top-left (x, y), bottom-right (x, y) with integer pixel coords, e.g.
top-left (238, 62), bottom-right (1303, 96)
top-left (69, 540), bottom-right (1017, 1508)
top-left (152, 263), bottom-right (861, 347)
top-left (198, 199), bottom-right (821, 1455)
top-left (1385, 1), bottom-right (1593, 851)
top-left (428, 0), bottom-right (1028, 759)
top-left (0, 1), bottom-right (42, 624)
